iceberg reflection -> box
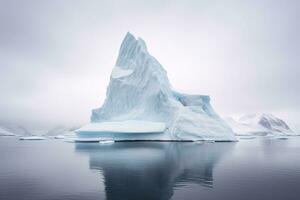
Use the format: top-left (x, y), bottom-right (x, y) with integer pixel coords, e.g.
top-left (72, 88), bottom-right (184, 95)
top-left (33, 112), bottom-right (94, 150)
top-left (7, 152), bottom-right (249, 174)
top-left (75, 142), bottom-right (235, 200)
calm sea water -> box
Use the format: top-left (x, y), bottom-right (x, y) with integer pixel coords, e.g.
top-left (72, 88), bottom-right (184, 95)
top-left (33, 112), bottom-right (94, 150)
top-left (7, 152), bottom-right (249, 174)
top-left (1, 137), bottom-right (300, 200)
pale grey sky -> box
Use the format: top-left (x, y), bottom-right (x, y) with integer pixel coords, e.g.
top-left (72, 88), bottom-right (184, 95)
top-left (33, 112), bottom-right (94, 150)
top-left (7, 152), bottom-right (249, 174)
top-left (0, 0), bottom-right (299, 130)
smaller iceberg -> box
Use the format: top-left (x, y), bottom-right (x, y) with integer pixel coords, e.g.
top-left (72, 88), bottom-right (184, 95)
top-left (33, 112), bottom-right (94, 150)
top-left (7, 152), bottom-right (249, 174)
top-left (46, 126), bottom-right (79, 139)
top-left (0, 127), bottom-right (15, 136)
top-left (225, 113), bottom-right (296, 136)
top-left (54, 135), bottom-right (65, 139)
top-left (0, 124), bottom-right (30, 136)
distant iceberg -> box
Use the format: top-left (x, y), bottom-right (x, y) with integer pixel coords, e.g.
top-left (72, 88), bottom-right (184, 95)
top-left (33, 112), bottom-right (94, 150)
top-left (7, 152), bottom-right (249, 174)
top-left (76, 32), bottom-right (236, 141)
top-left (225, 113), bottom-right (296, 136)
top-left (0, 127), bottom-right (15, 136)
top-left (46, 125), bottom-right (79, 139)
top-left (0, 124), bottom-right (30, 136)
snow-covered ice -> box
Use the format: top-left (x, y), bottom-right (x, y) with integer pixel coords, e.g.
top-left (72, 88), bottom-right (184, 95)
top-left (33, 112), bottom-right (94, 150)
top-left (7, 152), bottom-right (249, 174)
top-left (238, 136), bottom-right (256, 140)
top-left (77, 32), bottom-right (236, 141)
top-left (0, 124), bottom-right (30, 136)
top-left (225, 113), bottom-right (296, 136)
top-left (99, 140), bottom-right (115, 144)
top-left (111, 66), bottom-right (134, 79)
top-left (0, 127), bottom-right (15, 136)
top-left (54, 135), bottom-right (65, 139)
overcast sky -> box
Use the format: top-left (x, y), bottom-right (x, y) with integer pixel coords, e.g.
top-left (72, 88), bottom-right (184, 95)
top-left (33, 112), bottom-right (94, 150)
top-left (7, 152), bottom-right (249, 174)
top-left (0, 0), bottom-right (299, 130)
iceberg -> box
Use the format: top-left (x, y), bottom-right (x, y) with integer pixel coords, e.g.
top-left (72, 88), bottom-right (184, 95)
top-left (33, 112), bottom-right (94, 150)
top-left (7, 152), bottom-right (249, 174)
top-left (0, 127), bottom-right (15, 136)
top-left (76, 32), bottom-right (236, 141)
top-left (0, 124), bottom-right (30, 136)
top-left (225, 113), bottom-right (296, 136)
top-left (46, 126), bottom-right (80, 139)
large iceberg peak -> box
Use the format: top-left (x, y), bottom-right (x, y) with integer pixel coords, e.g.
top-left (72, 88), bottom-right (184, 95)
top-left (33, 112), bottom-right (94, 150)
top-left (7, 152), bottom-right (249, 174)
top-left (116, 32), bottom-right (149, 69)
top-left (93, 32), bottom-right (172, 123)
top-left (82, 32), bottom-right (236, 141)
top-left (113, 32), bottom-right (169, 85)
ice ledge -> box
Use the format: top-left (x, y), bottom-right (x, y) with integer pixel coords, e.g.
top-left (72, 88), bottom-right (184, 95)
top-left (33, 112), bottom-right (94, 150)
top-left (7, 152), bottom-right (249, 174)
top-left (76, 120), bottom-right (166, 134)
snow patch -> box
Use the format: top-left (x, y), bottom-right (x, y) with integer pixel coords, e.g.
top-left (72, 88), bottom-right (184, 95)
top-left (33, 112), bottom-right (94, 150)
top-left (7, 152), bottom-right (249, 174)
top-left (111, 66), bottom-right (133, 79)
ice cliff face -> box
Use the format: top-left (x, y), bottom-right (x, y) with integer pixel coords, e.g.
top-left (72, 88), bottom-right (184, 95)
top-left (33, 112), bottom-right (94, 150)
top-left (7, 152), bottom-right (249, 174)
top-left (79, 32), bottom-right (236, 141)
top-left (226, 113), bottom-right (295, 136)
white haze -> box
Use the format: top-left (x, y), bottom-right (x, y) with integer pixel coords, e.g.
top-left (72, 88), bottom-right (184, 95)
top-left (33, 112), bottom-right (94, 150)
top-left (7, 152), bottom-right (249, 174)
top-left (0, 0), bottom-right (299, 131)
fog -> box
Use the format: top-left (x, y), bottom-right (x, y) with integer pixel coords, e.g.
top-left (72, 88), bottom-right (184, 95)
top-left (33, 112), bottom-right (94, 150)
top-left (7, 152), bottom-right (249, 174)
top-left (0, 0), bottom-right (299, 131)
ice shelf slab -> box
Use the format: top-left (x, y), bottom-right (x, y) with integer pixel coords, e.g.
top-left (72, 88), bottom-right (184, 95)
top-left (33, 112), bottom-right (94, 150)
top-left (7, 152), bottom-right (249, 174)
top-left (76, 120), bottom-right (166, 133)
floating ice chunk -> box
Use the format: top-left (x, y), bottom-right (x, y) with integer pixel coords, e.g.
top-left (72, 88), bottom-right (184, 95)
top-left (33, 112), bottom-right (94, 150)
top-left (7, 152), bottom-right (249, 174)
top-left (54, 135), bottom-right (65, 139)
top-left (72, 137), bottom-right (104, 143)
top-left (20, 136), bottom-right (45, 140)
top-left (99, 140), bottom-right (115, 144)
